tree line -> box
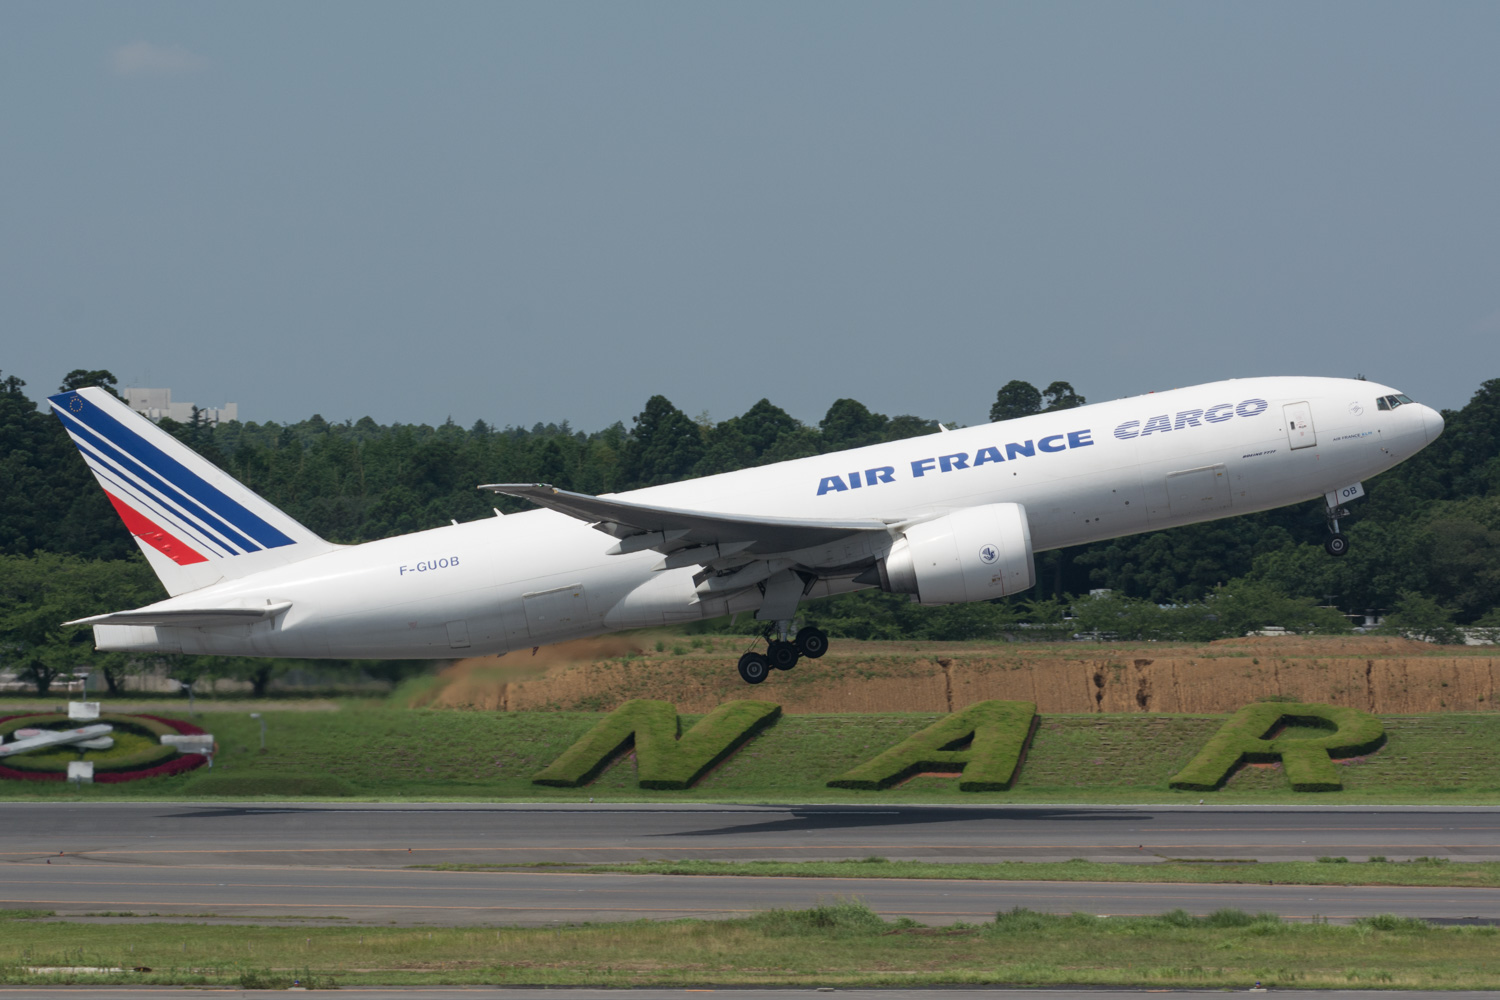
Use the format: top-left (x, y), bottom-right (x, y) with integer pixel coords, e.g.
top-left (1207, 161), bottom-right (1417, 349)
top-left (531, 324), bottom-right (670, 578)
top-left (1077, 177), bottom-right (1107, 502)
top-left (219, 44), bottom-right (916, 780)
top-left (2, 366), bottom-right (1497, 693)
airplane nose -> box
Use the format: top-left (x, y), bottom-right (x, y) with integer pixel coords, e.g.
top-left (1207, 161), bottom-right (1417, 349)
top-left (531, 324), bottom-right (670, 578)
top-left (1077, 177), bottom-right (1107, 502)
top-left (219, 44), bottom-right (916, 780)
top-left (1421, 404), bottom-right (1445, 444)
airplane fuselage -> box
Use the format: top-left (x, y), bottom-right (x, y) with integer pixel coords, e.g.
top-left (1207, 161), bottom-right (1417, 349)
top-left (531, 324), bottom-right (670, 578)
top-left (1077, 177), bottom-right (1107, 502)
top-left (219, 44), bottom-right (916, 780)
top-left (90, 376), bottom-right (1442, 659)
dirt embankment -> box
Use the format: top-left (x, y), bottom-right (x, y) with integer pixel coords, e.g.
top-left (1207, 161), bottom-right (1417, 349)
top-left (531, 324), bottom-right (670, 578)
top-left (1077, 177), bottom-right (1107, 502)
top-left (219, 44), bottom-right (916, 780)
top-left (419, 635), bottom-right (1500, 715)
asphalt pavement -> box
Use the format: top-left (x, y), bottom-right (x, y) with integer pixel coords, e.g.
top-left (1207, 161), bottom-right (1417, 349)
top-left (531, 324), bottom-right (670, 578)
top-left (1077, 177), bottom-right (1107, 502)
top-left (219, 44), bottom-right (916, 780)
top-left (5, 862), bottom-right (1500, 925)
top-left (3, 801), bottom-right (1498, 865)
top-left (2, 803), bottom-right (1497, 926)
top-left (0, 990), bottom-right (1491, 1000)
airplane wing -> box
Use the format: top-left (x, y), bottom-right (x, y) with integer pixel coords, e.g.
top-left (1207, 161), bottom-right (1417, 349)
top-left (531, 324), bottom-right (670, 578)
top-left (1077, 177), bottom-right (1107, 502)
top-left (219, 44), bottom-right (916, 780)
top-left (65, 602), bottom-right (293, 628)
top-left (480, 483), bottom-right (892, 558)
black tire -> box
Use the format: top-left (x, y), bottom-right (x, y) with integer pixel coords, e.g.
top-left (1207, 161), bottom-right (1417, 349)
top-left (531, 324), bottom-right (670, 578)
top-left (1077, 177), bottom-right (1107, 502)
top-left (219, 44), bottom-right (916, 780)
top-left (767, 640), bottom-right (800, 670)
top-left (1325, 534), bottom-right (1350, 557)
top-left (794, 626), bottom-right (829, 659)
top-left (737, 651), bottom-right (771, 684)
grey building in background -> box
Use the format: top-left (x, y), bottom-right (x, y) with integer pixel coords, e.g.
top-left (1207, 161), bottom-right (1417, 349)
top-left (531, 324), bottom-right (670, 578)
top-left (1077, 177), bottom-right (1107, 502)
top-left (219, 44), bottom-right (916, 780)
top-left (123, 388), bottom-right (238, 426)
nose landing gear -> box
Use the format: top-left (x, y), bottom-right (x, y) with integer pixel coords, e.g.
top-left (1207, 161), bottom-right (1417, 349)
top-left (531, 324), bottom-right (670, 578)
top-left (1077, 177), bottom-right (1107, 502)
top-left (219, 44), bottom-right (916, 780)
top-left (1321, 485), bottom-right (1366, 558)
top-left (736, 621), bottom-right (830, 683)
top-left (1325, 503), bottom-right (1351, 558)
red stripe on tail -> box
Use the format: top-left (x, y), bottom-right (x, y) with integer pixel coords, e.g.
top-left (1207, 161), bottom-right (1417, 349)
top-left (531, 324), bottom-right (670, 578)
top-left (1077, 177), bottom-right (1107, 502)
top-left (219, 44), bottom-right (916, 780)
top-left (104, 491), bottom-right (209, 565)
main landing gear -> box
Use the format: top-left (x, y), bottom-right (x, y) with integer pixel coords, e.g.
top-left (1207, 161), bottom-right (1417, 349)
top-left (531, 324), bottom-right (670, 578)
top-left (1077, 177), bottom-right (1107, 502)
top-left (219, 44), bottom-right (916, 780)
top-left (1325, 503), bottom-right (1351, 558)
top-left (736, 622), bottom-right (829, 684)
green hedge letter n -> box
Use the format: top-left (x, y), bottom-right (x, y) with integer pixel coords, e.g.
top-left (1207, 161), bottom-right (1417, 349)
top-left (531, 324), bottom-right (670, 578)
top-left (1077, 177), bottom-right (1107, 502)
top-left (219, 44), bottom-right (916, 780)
top-left (828, 700), bottom-right (1037, 791)
top-left (1169, 701), bottom-right (1385, 792)
top-left (532, 699), bottom-right (781, 790)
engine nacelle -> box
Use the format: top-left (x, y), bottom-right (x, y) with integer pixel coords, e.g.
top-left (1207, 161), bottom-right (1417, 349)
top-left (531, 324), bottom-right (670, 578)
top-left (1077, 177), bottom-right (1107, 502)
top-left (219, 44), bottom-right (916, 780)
top-left (873, 503), bottom-right (1035, 605)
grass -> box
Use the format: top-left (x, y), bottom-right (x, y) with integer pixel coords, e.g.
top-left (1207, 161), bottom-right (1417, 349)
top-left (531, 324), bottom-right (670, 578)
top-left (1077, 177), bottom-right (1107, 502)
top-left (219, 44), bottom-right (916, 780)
top-left (1168, 702), bottom-right (1387, 792)
top-left (829, 699), bottom-right (1035, 790)
top-left (0, 708), bottom-right (1497, 803)
top-left (1, 901), bottom-right (1498, 988)
top-left (533, 698), bottom-right (780, 788)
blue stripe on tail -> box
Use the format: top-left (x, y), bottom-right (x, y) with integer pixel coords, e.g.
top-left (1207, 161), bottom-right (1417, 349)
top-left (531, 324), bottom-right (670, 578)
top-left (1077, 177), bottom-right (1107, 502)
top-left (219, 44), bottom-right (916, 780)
top-left (55, 408), bottom-right (262, 553)
top-left (49, 392), bottom-right (295, 550)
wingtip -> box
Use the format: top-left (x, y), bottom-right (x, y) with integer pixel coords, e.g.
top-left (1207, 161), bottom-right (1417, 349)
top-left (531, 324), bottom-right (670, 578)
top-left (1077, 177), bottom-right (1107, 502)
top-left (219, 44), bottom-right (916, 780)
top-left (479, 482), bottom-right (556, 495)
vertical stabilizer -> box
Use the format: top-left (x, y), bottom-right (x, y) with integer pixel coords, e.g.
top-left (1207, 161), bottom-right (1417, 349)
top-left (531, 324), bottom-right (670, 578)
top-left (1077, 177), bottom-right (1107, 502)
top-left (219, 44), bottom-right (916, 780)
top-left (48, 387), bottom-right (339, 595)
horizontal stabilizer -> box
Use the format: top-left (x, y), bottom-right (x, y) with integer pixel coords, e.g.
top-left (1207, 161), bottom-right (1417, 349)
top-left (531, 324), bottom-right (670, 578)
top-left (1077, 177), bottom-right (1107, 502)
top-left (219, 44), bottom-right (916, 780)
top-left (481, 483), bottom-right (891, 555)
top-left (65, 602), bottom-right (292, 629)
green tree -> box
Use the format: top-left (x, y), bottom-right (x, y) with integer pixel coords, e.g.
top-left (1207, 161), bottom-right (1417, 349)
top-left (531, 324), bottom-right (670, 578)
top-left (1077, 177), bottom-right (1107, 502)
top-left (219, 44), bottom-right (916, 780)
top-left (989, 380), bottom-right (1042, 423)
top-left (0, 371), bottom-right (135, 559)
top-left (1415, 503), bottom-right (1500, 620)
top-left (1207, 579), bottom-right (1352, 637)
top-left (1379, 591), bottom-right (1464, 645)
top-left (1068, 591), bottom-right (1169, 641)
top-left (1041, 380), bottom-right (1086, 410)
top-left (1078, 518), bottom-right (1297, 603)
top-left (219, 657), bottom-right (292, 698)
top-left (620, 396), bottom-right (704, 488)
top-left (818, 399), bottom-right (888, 451)
top-left (884, 414), bottom-right (942, 441)
top-left (0, 552), bottom-right (162, 694)
top-left (58, 369), bottom-right (121, 397)
top-left (735, 399), bottom-right (802, 458)
top-left (758, 424), bottom-right (823, 464)
top-left (91, 649), bottom-right (142, 696)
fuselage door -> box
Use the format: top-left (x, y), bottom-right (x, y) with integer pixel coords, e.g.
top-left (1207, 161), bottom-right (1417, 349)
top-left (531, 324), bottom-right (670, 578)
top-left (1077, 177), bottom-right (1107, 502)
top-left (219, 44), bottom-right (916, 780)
top-left (523, 583), bottom-right (586, 640)
top-left (1284, 401), bottom-right (1316, 450)
top-left (1165, 464), bottom-right (1231, 516)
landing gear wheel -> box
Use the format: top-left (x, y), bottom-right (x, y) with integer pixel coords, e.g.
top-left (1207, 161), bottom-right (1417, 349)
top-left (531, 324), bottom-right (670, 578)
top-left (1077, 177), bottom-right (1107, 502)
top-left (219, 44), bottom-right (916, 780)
top-left (794, 626), bottom-right (829, 659)
top-left (737, 651), bottom-right (771, 684)
top-left (767, 640), bottom-right (800, 671)
top-left (1324, 533), bottom-right (1350, 557)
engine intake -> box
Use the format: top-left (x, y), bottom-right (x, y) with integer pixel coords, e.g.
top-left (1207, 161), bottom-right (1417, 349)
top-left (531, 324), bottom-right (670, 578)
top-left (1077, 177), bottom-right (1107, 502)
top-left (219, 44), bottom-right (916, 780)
top-left (869, 502), bottom-right (1035, 605)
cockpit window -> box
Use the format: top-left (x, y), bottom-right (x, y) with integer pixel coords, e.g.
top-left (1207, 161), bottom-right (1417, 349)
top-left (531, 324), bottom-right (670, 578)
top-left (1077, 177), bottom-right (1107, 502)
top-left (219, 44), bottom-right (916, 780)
top-left (1395, 394), bottom-right (1413, 404)
top-left (1377, 397), bottom-right (1390, 411)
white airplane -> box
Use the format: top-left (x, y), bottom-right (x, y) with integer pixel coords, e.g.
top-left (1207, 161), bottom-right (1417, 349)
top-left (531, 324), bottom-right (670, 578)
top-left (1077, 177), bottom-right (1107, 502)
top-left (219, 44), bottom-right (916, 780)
top-left (0, 724), bottom-right (115, 758)
top-left (51, 377), bottom-right (1442, 684)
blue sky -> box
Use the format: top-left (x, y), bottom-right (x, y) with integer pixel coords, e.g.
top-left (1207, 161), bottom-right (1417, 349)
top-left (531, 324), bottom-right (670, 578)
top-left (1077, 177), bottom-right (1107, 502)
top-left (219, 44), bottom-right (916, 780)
top-left (3, 3), bottom-right (1497, 429)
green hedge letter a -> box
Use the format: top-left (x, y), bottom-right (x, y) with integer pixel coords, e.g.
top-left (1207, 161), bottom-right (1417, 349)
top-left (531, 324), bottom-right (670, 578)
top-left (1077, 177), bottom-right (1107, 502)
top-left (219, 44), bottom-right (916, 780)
top-left (1168, 701), bottom-right (1385, 792)
top-left (828, 700), bottom-right (1037, 791)
top-left (532, 699), bottom-right (781, 790)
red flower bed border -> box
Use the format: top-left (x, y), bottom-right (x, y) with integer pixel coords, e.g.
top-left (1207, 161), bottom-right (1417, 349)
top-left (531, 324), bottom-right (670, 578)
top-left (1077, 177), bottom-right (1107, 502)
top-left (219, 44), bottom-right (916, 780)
top-left (0, 713), bottom-right (209, 783)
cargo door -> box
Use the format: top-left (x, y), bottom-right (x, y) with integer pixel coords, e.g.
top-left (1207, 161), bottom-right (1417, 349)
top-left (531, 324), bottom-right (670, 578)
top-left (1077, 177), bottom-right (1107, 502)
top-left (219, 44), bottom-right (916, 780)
top-left (523, 584), bottom-right (586, 639)
top-left (1166, 464), bottom-right (1231, 516)
top-left (1284, 401), bottom-right (1316, 450)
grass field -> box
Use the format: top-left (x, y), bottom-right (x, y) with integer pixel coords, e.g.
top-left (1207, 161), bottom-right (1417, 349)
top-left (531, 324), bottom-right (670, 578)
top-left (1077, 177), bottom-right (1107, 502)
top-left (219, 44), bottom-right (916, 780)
top-left (2, 704), bottom-right (1500, 803)
top-left (1, 706), bottom-right (1498, 802)
top-left (2, 902), bottom-right (1498, 989)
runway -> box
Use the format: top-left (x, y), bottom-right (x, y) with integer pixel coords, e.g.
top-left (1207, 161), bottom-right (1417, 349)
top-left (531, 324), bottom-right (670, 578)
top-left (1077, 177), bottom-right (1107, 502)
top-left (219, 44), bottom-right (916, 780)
top-left (5, 862), bottom-right (1500, 925)
top-left (0, 991), bottom-right (1494, 1000)
top-left (4, 802), bottom-right (1499, 865)
top-left (2, 803), bottom-right (1496, 925)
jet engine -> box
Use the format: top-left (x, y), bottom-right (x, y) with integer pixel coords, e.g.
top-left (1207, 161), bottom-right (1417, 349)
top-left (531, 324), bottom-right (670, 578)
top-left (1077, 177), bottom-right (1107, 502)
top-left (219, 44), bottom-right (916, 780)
top-left (862, 502), bottom-right (1035, 605)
